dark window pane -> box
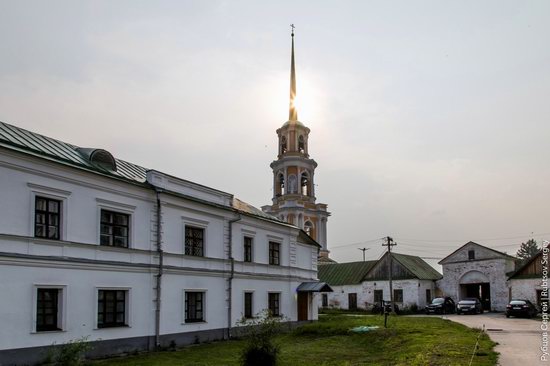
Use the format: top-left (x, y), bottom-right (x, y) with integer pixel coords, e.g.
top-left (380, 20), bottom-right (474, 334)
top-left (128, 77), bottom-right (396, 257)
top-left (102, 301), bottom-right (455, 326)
top-left (100, 210), bottom-right (129, 248)
top-left (98, 290), bottom-right (126, 328)
top-left (36, 288), bottom-right (60, 331)
top-left (35, 197), bottom-right (61, 240)
top-left (185, 292), bottom-right (204, 322)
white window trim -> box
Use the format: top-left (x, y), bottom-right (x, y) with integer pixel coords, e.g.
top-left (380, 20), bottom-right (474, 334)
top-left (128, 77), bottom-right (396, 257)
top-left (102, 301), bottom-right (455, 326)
top-left (28, 183), bottom-right (71, 240)
top-left (94, 287), bottom-right (132, 330)
top-left (31, 284), bottom-right (67, 334)
top-left (182, 289), bottom-right (208, 324)
top-left (96, 198), bottom-right (136, 248)
top-left (182, 216), bottom-right (209, 257)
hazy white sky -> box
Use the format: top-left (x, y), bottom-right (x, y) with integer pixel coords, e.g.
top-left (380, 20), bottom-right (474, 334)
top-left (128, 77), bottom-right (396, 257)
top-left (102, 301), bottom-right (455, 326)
top-left (1, 0), bottom-right (548, 265)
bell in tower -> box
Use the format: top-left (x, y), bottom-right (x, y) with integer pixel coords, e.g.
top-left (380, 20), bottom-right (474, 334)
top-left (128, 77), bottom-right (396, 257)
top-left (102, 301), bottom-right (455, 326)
top-left (262, 26), bottom-right (331, 258)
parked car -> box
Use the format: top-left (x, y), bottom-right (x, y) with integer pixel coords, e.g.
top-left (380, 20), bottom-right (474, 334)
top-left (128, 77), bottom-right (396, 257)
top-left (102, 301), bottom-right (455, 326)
top-left (456, 298), bottom-right (483, 314)
top-left (506, 299), bottom-right (538, 318)
top-left (425, 297), bottom-right (455, 314)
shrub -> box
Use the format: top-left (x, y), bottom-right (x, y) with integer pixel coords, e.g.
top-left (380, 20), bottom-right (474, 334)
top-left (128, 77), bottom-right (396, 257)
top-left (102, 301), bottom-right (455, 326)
top-left (237, 310), bottom-right (286, 366)
top-left (45, 336), bottom-right (93, 366)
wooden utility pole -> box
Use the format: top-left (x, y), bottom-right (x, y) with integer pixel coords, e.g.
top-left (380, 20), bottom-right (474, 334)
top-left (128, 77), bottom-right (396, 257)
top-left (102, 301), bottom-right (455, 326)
top-left (358, 247), bottom-right (369, 262)
top-left (382, 236), bottom-right (397, 313)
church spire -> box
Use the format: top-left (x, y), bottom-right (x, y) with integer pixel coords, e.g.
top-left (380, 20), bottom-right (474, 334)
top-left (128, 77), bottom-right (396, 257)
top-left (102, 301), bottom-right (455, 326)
top-left (289, 24), bottom-right (298, 122)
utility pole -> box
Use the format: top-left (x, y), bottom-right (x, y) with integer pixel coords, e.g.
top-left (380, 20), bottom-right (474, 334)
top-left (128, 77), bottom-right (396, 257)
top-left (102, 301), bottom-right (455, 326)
top-left (382, 236), bottom-right (397, 313)
top-left (358, 247), bottom-right (369, 262)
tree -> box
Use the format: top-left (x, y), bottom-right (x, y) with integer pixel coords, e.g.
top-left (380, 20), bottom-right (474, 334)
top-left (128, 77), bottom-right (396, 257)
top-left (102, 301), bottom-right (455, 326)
top-left (516, 239), bottom-right (539, 263)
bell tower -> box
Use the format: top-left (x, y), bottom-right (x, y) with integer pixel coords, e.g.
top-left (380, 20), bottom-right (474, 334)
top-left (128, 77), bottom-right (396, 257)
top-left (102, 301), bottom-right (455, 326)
top-left (262, 27), bottom-right (331, 257)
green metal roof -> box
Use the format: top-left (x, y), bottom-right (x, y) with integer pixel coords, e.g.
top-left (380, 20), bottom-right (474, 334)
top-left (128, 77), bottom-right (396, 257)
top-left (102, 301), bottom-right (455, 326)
top-left (391, 253), bottom-right (442, 280)
top-left (0, 120), bottom-right (148, 183)
top-left (318, 261), bottom-right (377, 286)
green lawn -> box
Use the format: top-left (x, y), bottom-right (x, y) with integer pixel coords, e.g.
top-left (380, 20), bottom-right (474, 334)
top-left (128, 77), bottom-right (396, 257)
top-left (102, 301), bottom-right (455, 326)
top-left (92, 314), bottom-right (498, 366)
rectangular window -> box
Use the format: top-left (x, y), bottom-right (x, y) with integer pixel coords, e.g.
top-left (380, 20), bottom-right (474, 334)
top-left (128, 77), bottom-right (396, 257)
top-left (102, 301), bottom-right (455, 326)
top-left (185, 291), bottom-right (205, 322)
top-left (98, 290), bottom-right (127, 328)
top-left (244, 292), bottom-right (253, 319)
top-left (374, 289), bottom-right (383, 304)
top-left (322, 294), bottom-right (328, 307)
top-left (185, 226), bottom-right (204, 257)
top-left (468, 250), bottom-right (475, 260)
top-left (269, 242), bottom-right (280, 265)
top-left (244, 237), bottom-right (253, 262)
top-left (35, 197), bottom-right (61, 240)
top-left (268, 293), bottom-right (280, 316)
top-left (393, 289), bottom-right (403, 303)
top-left (426, 289), bottom-right (432, 304)
top-left (100, 210), bottom-right (130, 248)
top-left (36, 288), bottom-right (61, 331)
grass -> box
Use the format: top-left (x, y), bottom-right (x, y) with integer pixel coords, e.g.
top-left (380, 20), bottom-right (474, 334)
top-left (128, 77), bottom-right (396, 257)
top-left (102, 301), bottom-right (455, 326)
top-left (91, 314), bottom-right (498, 366)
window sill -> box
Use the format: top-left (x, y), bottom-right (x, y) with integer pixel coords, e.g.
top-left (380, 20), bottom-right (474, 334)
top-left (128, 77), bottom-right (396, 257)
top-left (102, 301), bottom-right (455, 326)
top-left (182, 321), bottom-right (207, 325)
top-left (94, 325), bottom-right (131, 330)
top-left (31, 329), bottom-right (65, 334)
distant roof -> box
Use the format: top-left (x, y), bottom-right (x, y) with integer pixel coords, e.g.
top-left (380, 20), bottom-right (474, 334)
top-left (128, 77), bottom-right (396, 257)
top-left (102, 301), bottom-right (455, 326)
top-left (296, 282), bottom-right (333, 292)
top-left (391, 253), bottom-right (442, 280)
top-left (318, 256), bottom-right (338, 265)
top-left (0, 120), bottom-right (288, 226)
top-left (508, 249), bottom-right (543, 280)
top-left (318, 260), bottom-right (377, 286)
top-left (439, 241), bottom-right (516, 264)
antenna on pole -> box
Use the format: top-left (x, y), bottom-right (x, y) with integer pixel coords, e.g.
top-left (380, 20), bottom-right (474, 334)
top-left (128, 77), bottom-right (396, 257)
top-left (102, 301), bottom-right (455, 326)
top-left (358, 247), bottom-right (370, 262)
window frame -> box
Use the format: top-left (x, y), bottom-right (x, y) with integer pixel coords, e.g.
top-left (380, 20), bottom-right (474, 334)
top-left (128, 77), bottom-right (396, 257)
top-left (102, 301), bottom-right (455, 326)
top-left (96, 198), bottom-right (135, 248)
top-left (269, 241), bottom-right (280, 265)
top-left (468, 250), bottom-right (475, 260)
top-left (322, 294), bottom-right (328, 308)
top-left (185, 225), bottom-right (205, 257)
top-left (32, 285), bottom-right (67, 333)
top-left (97, 289), bottom-right (128, 328)
top-left (28, 183), bottom-right (71, 241)
top-left (184, 290), bottom-right (206, 323)
top-left (244, 236), bottom-right (253, 262)
top-left (268, 292), bottom-right (281, 317)
top-left (393, 289), bottom-right (404, 303)
top-left (99, 209), bottom-right (130, 248)
top-left (244, 291), bottom-right (254, 319)
top-left (34, 196), bottom-right (62, 240)
top-left (373, 289), bottom-right (383, 304)
top-left (94, 287), bottom-right (131, 329)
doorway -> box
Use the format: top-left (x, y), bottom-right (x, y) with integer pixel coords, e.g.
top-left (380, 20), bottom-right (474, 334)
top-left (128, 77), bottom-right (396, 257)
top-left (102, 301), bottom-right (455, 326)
top-left (348, 293), bottom-right (357, 310)
top-left (297, 292), bottom-right (309, 321)
top-left (460, 283), bottom-right (491, 311)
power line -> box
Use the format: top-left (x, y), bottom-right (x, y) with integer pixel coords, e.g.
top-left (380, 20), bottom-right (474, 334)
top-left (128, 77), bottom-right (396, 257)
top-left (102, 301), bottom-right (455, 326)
top-left (393, 231), bottom-right (550, 243)
top-left (330, 237), bottom-right (385, 249)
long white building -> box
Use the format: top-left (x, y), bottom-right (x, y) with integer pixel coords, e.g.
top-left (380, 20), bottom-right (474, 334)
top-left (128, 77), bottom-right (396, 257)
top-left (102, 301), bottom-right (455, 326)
top-left (0, 121), bottom-right (324, 365)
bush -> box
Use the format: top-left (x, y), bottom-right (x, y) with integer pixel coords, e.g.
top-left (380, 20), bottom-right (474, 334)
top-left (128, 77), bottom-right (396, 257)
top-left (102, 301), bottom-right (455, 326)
top-left (45, 336), bottom-right (93, 366)
top-left (237, 310), bottom-right (285, 366)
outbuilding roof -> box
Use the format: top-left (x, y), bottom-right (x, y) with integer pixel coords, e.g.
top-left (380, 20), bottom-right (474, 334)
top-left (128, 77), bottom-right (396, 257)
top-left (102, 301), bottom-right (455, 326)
top-left (318, 260), bottom-right (377, 286)
top-left (391, 253), bottom-right (442, 280)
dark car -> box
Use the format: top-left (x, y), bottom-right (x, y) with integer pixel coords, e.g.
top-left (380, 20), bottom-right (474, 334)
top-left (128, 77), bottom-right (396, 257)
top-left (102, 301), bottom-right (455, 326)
top-left (425, 297), bottom-right (455, 314)
top-left (456, 298), bottom-right (483, 314)
top-left (506, 299), bottom-right (538, 318)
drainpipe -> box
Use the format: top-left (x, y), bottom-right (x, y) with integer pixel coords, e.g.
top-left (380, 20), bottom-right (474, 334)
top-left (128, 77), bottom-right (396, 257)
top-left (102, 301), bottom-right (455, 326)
top-left (154, 188), bottom-right (164, 349)
top-left (227, 214), bottom-right (242, 339)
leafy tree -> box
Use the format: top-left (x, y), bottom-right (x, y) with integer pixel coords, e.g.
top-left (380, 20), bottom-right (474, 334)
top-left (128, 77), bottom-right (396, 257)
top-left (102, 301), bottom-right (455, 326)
top-left (516, 239), bottom-right (539, 262)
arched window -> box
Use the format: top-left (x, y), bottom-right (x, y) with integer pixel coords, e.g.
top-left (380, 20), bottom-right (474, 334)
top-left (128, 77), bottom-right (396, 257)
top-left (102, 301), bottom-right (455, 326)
top-left (276, 173), bottom-right (285, 196)
top-left (280, 136), bottom-right (287, 155)
top-left (304, 221), bottom-right (314, 237)
top-left (298, 135), bottom-right (305, 153)
top-left (301, 172), bottom-right (310, 196)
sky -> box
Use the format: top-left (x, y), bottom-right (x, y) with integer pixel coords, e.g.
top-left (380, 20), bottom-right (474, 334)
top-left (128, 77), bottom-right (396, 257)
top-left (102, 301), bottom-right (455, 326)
top-left (0, 0), bottom-right (549, 267)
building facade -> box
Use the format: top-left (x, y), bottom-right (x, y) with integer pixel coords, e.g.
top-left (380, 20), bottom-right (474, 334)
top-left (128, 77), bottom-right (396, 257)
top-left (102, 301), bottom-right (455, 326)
top-left (318, 253), bottom-right (442, 310)
top-left (508, 247), bottom-right (547, 309)
top-left (262, 29), bottom-right (330, 258)
top-left (0, 121), bottom-right (321, 365)
top-left (437, 241), bottom-right (516, 311)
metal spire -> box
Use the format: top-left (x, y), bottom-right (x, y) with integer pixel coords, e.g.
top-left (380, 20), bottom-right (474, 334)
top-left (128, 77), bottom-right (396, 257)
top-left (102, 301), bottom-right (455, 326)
top-left (289, 24), bottom-right (298, 122)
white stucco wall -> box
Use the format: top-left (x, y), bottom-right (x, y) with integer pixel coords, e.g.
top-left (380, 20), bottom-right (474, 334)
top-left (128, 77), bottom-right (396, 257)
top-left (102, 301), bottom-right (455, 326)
top-left (509, 278), bottom-right (543, 306)
top-left (0, 149), bottom-right (319, 357)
